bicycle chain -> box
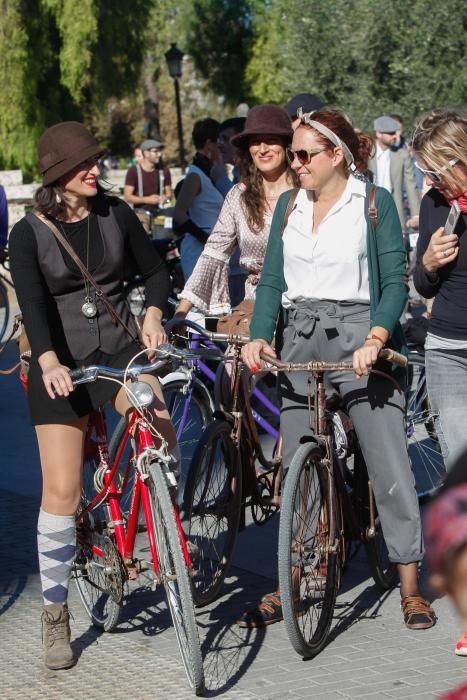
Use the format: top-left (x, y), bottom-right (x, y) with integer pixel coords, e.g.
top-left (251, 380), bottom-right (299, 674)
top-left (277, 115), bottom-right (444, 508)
top-left (102, 535), bottom-right (125, 604)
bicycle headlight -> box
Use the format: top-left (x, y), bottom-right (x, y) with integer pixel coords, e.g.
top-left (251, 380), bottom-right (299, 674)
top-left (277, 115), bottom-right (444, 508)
top-left (129, 381), bottom-right (154, 408)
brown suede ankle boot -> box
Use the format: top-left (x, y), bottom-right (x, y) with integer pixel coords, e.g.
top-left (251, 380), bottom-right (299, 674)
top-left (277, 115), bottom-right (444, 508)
top-left (41, 603), bottom-right (76, 670)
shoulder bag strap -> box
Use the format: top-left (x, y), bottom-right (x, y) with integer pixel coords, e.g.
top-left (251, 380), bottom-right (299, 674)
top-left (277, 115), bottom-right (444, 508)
top-left (34, 213), bottom-right (138, 341)
top-left (281, 188), bottom-right (300, 236)
top-left (368, 184), bottom-right (378, 230)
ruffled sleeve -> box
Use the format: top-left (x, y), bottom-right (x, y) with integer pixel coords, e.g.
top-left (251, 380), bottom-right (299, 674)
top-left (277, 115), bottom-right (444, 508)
top-left (180, 185), bottom-right (242, 314)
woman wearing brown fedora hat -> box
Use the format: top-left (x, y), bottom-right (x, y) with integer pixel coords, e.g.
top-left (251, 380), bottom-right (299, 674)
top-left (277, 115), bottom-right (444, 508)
top-left (174, 104), bottom-right (298, 318)
top-left (9, 122), bottom-right (178, 670)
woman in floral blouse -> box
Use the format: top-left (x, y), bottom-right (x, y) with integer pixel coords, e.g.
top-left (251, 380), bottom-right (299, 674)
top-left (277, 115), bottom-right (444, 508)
top-left (174, 104), bottom-right (298, 318)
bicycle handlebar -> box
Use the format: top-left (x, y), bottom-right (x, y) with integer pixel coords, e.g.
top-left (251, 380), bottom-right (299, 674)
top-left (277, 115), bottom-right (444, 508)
top-left (259, 347), bottom-right (407, 372)
top-left (165, 317), bottom-right (249, 345)
top-left (68, 343), bottom-right (221, 386)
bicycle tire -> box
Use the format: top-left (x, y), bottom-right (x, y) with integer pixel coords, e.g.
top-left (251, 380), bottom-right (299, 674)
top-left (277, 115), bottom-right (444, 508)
top-left (73, 446), bottom-right (123, 631)
top-left (278, 442), bottom-right (340, 659)
top-left (183, 419), bottom-right (242, 607)
top-left (147, 461), bottom-right (205, 696)
top-left (406, 351), bottom-right (445, 500)
top-left (162, 377), bottom-right (214, 497)
top-left (0, 279), bottom-right (9, 342)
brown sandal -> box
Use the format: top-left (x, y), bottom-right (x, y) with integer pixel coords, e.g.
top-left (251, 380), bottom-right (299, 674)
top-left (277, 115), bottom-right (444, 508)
top-left (401, 595), bottom-right (436, 630)
top-left (237, 591), bottom-right (283, 628)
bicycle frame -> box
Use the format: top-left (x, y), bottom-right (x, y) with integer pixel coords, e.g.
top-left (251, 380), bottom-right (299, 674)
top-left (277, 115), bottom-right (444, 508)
top-left (77, 407), bottom-right (193, 577)
top-left (168, 323), bottom-right (280, 441)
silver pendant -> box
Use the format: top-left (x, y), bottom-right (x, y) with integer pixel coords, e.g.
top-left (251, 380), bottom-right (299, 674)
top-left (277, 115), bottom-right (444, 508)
top-left (82, 298), bottom-right (97, 318)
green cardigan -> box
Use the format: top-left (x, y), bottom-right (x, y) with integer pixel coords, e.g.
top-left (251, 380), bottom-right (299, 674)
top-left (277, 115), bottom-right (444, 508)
top-left (250, 182), bottom-right (407, 354)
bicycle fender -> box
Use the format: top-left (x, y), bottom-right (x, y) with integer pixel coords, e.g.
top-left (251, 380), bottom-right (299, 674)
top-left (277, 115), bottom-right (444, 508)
top-left (160, 370), bottom-right (191, 385)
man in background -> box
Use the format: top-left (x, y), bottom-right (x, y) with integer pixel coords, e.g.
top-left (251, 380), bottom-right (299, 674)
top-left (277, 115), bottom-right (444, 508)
top-left (124, 139), bottom-right (172, 215)
top-left (369, 115), bottom-right (420, 230)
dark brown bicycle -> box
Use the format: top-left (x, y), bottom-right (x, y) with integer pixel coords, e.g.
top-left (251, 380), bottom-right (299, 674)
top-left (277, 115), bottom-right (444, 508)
top-left (180, 332), bottom-right (283, 607)
top-left (266, 348), bottom-right (407, 659)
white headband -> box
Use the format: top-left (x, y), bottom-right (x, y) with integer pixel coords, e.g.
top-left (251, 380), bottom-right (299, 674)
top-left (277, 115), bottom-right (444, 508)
top-left (297, 107), bottom-right (356, 171)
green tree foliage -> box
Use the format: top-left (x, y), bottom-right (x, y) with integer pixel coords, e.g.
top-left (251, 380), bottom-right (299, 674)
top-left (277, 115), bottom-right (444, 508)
top-left (183, 0), bottom-right (254, 104)
top-left (0, 0), bottom-right (150, 175)
top-left (245, 0), bottom-right (467, 130)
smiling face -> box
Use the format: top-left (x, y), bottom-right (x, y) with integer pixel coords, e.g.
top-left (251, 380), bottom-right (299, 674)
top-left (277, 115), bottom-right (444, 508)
top-left (290, 125), bottom-right (344, 191)
top-left (248, 135), bottom-right (287, 176)
top-left (61, 157), bottom-right (100, 198)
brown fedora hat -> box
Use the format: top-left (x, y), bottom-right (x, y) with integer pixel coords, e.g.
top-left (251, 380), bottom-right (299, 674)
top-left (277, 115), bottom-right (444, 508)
top-left (38, 121), bottom-right (104, 186)
top-left (231, 104), bottom-right (293, 147)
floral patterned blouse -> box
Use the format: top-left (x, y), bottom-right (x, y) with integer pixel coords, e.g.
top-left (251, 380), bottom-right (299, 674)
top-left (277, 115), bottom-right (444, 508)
top-left (180, 183), bottom-right (272, 315)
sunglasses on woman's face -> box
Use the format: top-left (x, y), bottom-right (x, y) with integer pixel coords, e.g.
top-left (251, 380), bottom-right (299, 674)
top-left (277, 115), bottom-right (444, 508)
top-left (414, 157), bottom-right (459, 184)
top-left (286, 146), bottom-right (326, 165)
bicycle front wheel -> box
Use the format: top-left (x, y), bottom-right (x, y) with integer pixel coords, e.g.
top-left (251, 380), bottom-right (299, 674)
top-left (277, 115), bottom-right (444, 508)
top-left (183, 419), bottom-right (242, 607)
top-left (278, 442), bottom-right (340, 659)
top-left (147, 461), bottom-right (205, 696)
top-left (406, 352), bottom-right (445, 500)
top-left (162, 377), bottom-right (214, 496)
top-left (0, 280), bottom-right (9, 341)
top-left (73, 446), bottom-right (123, 631)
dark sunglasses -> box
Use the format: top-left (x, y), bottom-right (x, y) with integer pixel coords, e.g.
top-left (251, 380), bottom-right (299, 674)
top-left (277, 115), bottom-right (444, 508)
top-left (286, 146), bottom-right (326, 165)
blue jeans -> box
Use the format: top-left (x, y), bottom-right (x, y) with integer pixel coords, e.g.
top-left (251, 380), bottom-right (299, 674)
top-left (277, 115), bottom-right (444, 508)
top-left (425, 349), bottom-right (467, 471)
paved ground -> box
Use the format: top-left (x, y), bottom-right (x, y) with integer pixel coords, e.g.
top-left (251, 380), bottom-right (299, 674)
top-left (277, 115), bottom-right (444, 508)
top-left (1, 339), bottom-right (466, 700)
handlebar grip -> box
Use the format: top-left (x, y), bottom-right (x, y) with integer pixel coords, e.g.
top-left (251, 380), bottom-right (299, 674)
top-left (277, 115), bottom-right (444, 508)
top-left (379, 348), bottom-right (408, 367)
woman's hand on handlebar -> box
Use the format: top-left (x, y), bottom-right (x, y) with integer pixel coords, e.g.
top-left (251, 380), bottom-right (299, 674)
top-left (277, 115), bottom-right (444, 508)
top-left (241, 339), bottom-right (276, 373)
top-left (39, 351), bottom-right (74, 399)
top-left (142, 307), bottom-right (167, 360)
top-left (353, 340), bottom-right (382, 378)
top-left (422, 227), bottom-right (459, 273)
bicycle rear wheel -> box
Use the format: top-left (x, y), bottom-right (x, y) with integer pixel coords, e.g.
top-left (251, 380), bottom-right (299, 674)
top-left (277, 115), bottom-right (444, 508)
top-left (183, 419), bottom-right (242, 607)
top-left (278, 442), bottom-right (340, 659)
top-left (73, 443), bottom-right (123, 631)
top-left (406, 352), bottom-right (445, 500)
top-left (147, 461), bottom-right (205, 696)
top-left (0, 280), bottom-right (9, 341)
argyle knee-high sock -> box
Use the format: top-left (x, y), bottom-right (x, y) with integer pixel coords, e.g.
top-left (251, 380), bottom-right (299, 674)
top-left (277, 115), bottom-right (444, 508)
top-left (37, 509), bottom-right (76, 606)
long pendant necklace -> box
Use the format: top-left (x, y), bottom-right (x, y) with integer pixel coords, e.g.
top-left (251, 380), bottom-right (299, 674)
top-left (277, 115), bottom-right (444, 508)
top-left (59, 214), bottom-right (97, 318)
top-left (81, 214), bottom-right (97, 318)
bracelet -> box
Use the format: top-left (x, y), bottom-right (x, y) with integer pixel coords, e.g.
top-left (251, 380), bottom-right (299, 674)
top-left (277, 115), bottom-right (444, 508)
top-left (365, 333), bottom-right (385, 347)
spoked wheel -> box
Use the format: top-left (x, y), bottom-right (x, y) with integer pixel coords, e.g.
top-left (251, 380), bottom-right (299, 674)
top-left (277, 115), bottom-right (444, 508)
top-left (162, 377), bottom-right (214, 498)
top-left (406, 352), bottom-right (445, 500)
top-left (147, 461), bottom-right (205, 696)
top-left (183, 419), bottom-right (242, 607)
top-left (0, 280), bottom-right (9, 341)
top-left (278, 443), bottom-right (340, 659)
top-left (73, 448), bottom-right (124, 631)
top-left (251, 470), bottom-right (280, 525)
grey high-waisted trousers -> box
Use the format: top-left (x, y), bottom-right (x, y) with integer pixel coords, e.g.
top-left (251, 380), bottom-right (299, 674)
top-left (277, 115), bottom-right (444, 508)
top-left (280, 300), bottom-right (423, 564)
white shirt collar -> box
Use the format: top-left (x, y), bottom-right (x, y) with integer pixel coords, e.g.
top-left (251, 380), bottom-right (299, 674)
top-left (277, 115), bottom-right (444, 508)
top-left (295, 175), bottom-right (366, 215)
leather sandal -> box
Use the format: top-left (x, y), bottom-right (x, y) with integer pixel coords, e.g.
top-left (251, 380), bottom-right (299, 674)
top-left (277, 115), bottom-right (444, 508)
top-left (401, 595), bottom-right (436, 630)
top-left (237, 591), bottom-right (283, 628)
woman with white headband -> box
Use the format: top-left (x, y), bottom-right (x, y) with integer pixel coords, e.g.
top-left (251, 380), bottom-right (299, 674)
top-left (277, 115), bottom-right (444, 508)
top-left (241, 109), bottom-right (435, 631)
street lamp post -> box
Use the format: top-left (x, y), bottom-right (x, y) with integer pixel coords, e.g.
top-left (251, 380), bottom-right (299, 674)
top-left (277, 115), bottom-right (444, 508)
top-left (164, 43), bottom-right (187, 172)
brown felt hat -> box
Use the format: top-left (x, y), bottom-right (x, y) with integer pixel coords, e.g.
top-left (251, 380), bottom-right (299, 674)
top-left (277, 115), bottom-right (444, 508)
top-left (38, 121), bottom-right (104, 186)
top-left (231, 104), bottom-right (293, 147)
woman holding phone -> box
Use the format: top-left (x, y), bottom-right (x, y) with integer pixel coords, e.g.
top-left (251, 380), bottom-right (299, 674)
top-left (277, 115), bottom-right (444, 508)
top-left (412, 109), bottom-right (467, 473)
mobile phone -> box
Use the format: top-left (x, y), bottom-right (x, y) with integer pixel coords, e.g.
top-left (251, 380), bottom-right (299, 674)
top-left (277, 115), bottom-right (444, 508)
top-left (444, 201), bottom-right (461, 235)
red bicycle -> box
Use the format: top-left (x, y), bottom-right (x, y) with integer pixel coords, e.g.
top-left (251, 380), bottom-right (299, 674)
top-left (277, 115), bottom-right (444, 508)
top-left (70, 345), bottom-right (211, 696)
